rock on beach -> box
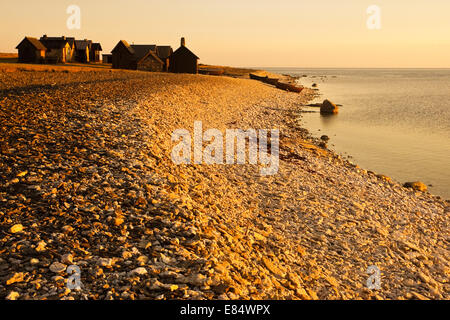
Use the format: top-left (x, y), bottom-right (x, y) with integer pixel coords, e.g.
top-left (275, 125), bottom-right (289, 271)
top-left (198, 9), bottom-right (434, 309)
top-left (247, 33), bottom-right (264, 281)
top-left (320, 99), bottom-right (339, 114)
top-left (403, 181), bottom-right (428, 192)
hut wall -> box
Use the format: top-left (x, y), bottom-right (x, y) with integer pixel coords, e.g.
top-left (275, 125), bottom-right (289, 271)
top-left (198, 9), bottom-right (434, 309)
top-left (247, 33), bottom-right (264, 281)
top-left (102, 55), bottom-right (112, 64)
top-left (94, 51), bottom-right (100, 62)
top-left (170, 54), bottom-right (198, 74)
top-left (66, 45), bottom-right (75, 62)
top-left (90, 50), bottom-right (100, 62)
top-left (39, 50), bottom-right (46, 61)
top-left (75, 48), bottom-right (90, 63)
top-left (85, 48), bottom-right (90, 62)
top-left (162, 58), bottom-right (170, 72)
top-left (45, 48), bottom-right (66, 63)
top-left (137, 56), bottom-right (164, 72)
top-left (18, 46), bottom-right (43, 63)
top-left (112, 47), bottom-right (135, 69)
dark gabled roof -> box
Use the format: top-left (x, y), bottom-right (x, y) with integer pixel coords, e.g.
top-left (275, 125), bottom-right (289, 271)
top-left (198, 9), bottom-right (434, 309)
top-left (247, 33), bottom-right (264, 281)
top-left (39, 36), bottom-right (70, 49)
top-left (172, 45), bottom-right (199, 59)
top-left (156, 46), bottom-right (173, 60)
top-left (111, 41), bottom-right (162, 61)
top-left (111, 40), bottom-right (133, 54)
top-left (130, 45), bottom-right (157, 61)
top-left (16, 37), bottom-right (46, 50)
top-left (138, 50), bottom-right (164, 65)
top-left (91, 43), bottom-right (102, 51)
top-left (74, 40), bottom-right (92, 50)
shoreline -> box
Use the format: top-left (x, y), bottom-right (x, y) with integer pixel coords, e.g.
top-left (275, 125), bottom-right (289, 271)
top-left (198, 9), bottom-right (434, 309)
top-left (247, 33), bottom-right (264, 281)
top-left (0, 67), bottom-right (448, 300)
top-left (299, 111), bottom-right (450, 202)
top-left (286, 68), bottom-right (450, 201)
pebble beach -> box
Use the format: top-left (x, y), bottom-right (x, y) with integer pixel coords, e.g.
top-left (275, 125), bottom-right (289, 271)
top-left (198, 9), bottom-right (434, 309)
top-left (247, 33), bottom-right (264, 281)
top-left (0, 68), bottom-right (448, 300)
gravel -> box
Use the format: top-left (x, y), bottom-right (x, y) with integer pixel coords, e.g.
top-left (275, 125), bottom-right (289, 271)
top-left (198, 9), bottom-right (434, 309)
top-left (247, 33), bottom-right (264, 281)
top-left (0, 68), bottom-right (448, 300)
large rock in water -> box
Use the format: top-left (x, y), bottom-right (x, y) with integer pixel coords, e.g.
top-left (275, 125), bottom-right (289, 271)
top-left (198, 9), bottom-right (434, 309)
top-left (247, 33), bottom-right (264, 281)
top-left (320, 99), bottom-right (339, 114)
top-left (403, 181), bottom-right (428, 192)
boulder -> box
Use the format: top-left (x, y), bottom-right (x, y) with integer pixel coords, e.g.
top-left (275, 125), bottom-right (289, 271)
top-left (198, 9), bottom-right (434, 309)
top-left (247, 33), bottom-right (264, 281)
top-left (49, 262), bottom-right (67, 273)
top-left (320, 99), bottom-right (339, 114)
top-left (61, 253), bottom-right (73, 265)
top-left (129, 267), bottom-right (147, 276)
top-left (403, 181), bottom-right (427, 192)
top-left (6, 291), bottom-right (20, 300)
top-left (376, 174), bottom-right (391, 183)
top-left (10, 224), bottom-right (24, 233)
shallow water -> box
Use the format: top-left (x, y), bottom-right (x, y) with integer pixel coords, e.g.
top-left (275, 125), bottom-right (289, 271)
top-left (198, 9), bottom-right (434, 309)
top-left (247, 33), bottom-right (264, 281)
top-left (266, 68), bottom-right (450, 199)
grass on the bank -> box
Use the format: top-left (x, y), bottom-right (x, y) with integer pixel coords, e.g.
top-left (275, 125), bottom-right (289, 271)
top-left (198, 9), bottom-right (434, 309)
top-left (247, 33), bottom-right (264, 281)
top-left (0, 53), bottom-right (268, 77)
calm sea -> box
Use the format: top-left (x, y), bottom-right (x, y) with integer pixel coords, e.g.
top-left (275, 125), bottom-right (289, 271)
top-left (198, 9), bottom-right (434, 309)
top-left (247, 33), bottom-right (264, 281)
top-left (266, 68), bottom-right (450, 200)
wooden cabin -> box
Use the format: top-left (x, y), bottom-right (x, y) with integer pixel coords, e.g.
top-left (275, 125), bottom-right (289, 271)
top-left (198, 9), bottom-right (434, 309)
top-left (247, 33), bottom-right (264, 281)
top-left (169, 38), bottom-right (199, 74)
top-left (16, 37), bottom-right (46, 63)
top-left (111, 41), bottom-right (163, 71)
top-left (156, 46), bottom-right (173, 72)
top-left (39, 35), bottom-right (72, 63)
top-left (111, 40), bottom-right (134, 69)
top-left (102, 54), bottom-right (113, 64)
top-left (90, 43), bottom-right (102, 63)
top-left (74, 40), bottom-right (91, 63)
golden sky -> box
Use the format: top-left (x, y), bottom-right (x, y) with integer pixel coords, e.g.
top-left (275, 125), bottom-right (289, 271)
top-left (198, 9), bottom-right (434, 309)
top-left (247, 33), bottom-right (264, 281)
top-left (1, 0), bottom-right (449, 67)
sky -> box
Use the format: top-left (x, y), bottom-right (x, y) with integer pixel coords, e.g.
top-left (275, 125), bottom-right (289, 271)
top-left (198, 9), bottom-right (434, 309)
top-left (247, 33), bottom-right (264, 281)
top-left (1, 0), bottom-right (449, 68)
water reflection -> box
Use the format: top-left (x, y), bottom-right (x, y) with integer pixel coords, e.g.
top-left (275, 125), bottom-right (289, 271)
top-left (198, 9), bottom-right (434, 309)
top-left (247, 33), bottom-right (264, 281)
top-left (320, 113), bottom-right (339, 126)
